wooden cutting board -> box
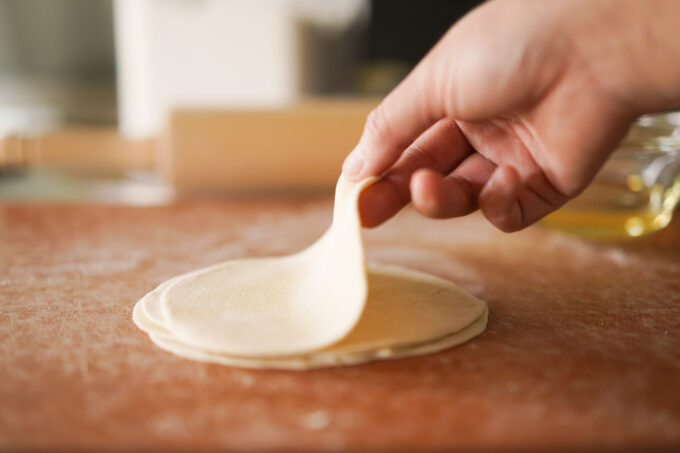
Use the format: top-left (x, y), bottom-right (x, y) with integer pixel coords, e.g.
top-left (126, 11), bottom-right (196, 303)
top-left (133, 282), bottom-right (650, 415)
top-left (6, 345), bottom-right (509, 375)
top-left (1, 197), bottom-right (679, 452)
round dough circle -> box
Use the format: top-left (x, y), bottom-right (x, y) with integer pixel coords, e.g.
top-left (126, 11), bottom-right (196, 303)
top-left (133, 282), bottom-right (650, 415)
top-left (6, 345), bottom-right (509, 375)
top-left (132, 269), bottom-right (488, 370)
top-left (135, 263), bottom-right (486, 353)
top-left (132, 176), bottom-right (488, 369)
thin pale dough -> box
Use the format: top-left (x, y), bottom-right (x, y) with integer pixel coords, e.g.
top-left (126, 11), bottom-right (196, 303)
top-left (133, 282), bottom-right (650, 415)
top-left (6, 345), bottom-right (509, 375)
top-left (148, 310), bottom-right (487, 370)
top-left (133, 289), bottom-right (488, 370)
top-left (160, 177), bottom-right (374, 357)
top-left (132, 176), bottom-right (488, 369)
top-left (135, 263), bottom-right (486, 354)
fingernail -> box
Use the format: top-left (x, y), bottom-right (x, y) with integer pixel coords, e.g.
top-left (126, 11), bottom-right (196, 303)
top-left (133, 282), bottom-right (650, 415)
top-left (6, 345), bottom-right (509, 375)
top-left (342, 149), bottom-right (365, 180)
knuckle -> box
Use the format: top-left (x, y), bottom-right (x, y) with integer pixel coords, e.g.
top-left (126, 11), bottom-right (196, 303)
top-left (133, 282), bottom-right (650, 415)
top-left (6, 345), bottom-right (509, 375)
top-left (549, 163), bottom-right (593, 199)
top-left (556, 177), bottom-right (588, 199)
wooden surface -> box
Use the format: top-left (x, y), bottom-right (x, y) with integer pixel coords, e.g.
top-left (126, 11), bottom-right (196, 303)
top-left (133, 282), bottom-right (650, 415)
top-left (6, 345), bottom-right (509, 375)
top-left (1, 197), bottom-right (679, 452)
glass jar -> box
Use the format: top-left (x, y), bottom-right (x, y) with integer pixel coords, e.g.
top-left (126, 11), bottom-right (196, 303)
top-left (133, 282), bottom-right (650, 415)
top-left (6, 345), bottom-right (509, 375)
top-left (541, 111), bottom-right (680, 240)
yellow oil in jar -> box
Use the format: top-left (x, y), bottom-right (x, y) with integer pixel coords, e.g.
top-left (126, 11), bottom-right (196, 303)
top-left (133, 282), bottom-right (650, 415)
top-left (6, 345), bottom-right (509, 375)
top-left (541, 112), bottom-right (680, 240)
top-left (541, 174), bottom-right (680, 240)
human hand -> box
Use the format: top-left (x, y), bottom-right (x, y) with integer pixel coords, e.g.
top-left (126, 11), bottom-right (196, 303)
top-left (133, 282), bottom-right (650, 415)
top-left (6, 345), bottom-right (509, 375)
top-left (343, 0), bottom-right (680, 231)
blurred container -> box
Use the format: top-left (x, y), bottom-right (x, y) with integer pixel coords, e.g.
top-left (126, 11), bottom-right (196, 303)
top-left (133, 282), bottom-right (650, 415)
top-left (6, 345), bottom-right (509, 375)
top-left (542, 112), bottom-right (680, 240)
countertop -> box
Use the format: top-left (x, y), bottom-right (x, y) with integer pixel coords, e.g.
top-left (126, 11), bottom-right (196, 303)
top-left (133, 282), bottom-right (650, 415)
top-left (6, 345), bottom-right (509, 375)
top-left (1, 197), bottom-right (679, 452)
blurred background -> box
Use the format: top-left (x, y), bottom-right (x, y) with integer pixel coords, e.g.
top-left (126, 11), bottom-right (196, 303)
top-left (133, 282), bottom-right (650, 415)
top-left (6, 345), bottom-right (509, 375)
top-left (0, 0), bottom-right (480, 132)
top-left (0, 0), bottom-right (478, 203)
top-left (0, 0), bottom-right (678, 238)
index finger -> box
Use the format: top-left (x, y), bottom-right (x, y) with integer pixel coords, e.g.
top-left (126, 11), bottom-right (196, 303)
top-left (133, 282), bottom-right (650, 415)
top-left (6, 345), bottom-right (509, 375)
top-left (342, 38), bottom-right (451, 181)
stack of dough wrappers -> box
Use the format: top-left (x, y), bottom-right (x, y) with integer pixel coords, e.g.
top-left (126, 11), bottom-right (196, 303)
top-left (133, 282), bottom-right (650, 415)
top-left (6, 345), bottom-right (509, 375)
top-left (133, 177), bottom-right (488, 370)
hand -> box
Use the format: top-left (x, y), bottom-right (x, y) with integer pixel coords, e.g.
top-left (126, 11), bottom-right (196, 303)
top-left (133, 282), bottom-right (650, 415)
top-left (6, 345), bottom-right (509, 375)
top-left (343, 0), bottom-right (680, 231)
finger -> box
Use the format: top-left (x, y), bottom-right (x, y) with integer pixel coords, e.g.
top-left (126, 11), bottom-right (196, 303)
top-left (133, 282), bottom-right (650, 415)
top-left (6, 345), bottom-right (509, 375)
top-left (479, 165), bottom-right (570, 232)
top-left (358, 118), bottom-right (471, 227)
top-left (342, 36), bottom-right (453, 181)
top-left (456, 118), bottom-right (572, 228)
top-left (478, 166), bottom-right (523, 232)
top-left (410, 153), bottom-right (496, 219)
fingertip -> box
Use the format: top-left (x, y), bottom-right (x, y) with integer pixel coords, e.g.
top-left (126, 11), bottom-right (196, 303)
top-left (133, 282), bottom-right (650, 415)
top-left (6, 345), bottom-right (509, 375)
top-left (342, 147), bottom-right (366, 181)
top-left (358, 180), bottom-right (406, 228)
top-left (410, 169), bottom-right (445, 218)
top-left (479, 166), bottom-right (524, 232)
top-left (411, 169), bottom-right (478, 219)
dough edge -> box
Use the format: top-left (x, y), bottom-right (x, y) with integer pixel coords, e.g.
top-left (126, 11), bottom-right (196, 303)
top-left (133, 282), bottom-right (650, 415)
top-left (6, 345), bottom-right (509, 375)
top-left (133, 262), bottom-right (489, 370)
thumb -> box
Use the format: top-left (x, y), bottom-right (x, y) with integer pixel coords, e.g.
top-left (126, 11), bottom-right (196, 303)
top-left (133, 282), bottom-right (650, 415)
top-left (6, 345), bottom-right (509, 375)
top-left (342, 39), bottom-right (451, 181)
